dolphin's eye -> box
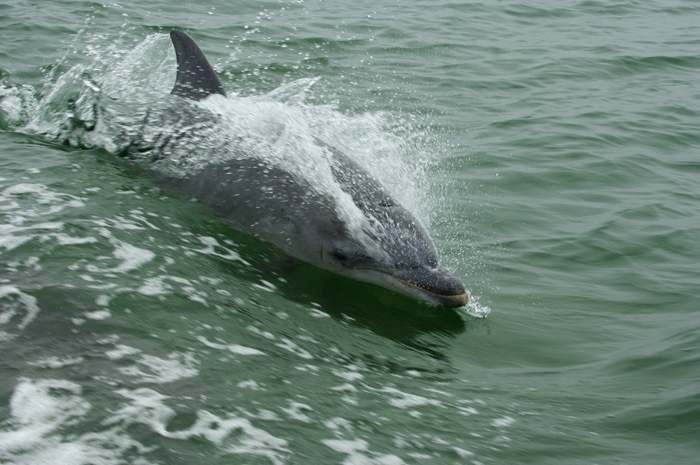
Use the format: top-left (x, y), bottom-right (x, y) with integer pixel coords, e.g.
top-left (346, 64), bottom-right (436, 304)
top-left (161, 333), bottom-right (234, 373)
top-left (332, 249), bottom-right (350, 263)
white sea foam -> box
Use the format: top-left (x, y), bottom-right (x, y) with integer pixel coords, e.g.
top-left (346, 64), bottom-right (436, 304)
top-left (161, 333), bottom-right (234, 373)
top-left (110, 387), bottom-right (289, 464)
top-left (98, 228), bottom-right (156, 273)
top-left (453, 447), bottom-right (475, 459)
top-left (280, 402), bottom-right (313, 423)
top-left (0, 233), bottom-right (33, 252)
top-left (137, 276), bottom-right (172, 296)
top-left (196, 335), bottom-right (265, 356)
top-left (322, 438), bottom-right (369, 455)
top-left (380, 386), bottom-right (443, 410)
top-left (324, 417), bottom-right (353, 432)
top-left (50, 233), bottom-right (98, 246)
top-left (252, 279), bottom-right (278, 293)
top-left (1, 183), bottom-right (85, 219)
top-left (0, 84), bottom-right (37, 124)
top-left (331, 383), bottom-right (358, 393)
top-left (95, 294), bottom-right (111, 307)
top-left (0, 182), bottom-right (92, 260)
top-left (84, 309), bottom-right (111, 320)
top-left (458, 405), bottom-right (480, 416)
top-left (127, 209), bottom-right (162, 231)
top-left (321, 437), bottom-right (406, 465)
top-left (105, 343), bottom-right (141, 360)
top-left (237, 380), bottom-right (263, 390)
top-left (332, 369), bottom-right (365, 382)
top-left (0, 286), bottom-right (40, 340)
top-left (27, 356), bottom-right (85, 369)
top-left (247, 325), bottom-right (276, 340)
top-left (0, 378), bottom-right (153, 465)
top-left (118, 352), bottom-right (199, 384)
top-left (491, 416), bottom-right (516, 428)
top-left (0, 379), bottom-right (88, 453)
top-left (275, 337), bottom-right (314, 360)
top-left (192, 235), bottom-right (247, 263)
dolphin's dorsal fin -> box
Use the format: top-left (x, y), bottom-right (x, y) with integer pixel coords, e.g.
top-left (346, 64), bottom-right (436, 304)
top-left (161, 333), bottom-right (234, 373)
top-left (169, 30), bottom-right (226, 101)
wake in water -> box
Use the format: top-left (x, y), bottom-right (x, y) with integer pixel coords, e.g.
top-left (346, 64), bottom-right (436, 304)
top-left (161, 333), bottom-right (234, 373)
top-left (0, 30), bottom-right (488, 315)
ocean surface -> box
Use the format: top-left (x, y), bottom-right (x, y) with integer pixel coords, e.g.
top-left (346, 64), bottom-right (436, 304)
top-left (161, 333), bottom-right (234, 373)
top-left (1, 1), bottom-right (699, 464)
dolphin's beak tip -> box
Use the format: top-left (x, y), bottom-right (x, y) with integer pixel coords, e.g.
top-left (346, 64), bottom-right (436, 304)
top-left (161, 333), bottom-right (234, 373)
top-left (444, 292), bottom-right (469, 308)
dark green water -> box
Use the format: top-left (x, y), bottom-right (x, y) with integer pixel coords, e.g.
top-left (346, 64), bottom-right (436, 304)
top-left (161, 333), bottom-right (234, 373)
top-left (1, 1), bottom-right (699, 464)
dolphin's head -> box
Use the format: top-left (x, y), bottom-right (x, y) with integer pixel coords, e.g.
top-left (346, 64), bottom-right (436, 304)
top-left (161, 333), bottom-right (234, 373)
top-left (316, 204), bottom-right (469, 308)
top-left (303, 143), bottom-right (470, 308)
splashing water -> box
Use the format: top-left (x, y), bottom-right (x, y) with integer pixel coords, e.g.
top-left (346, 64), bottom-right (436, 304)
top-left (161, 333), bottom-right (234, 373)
top-left (19, 33), bottom-right (430, 213)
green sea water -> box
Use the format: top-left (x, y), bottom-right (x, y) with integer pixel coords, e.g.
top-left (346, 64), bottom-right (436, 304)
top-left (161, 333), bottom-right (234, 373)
top-left (1, 1), bottom-right (699, 464)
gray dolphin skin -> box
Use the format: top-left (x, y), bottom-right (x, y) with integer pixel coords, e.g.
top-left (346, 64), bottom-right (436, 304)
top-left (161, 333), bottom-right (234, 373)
top-left (154, 30), bottom-right (468, 308)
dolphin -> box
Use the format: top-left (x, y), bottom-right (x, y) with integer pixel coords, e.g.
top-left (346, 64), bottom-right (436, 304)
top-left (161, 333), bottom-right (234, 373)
top-left (135, 30), bottom-right (468, 308)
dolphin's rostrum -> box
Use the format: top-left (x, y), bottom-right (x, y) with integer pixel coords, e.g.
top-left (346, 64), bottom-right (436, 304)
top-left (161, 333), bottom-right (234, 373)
top-left (149, 30), bottom-right (468, 307)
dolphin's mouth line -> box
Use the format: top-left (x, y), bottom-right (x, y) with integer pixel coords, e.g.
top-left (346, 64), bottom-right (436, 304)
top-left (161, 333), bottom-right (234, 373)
top-left (349, 266), bottom-right (469, 306)
top-left (395, 275), bottom-right (469, 308)
top-left (395, 275), bottom-right (468, 299)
